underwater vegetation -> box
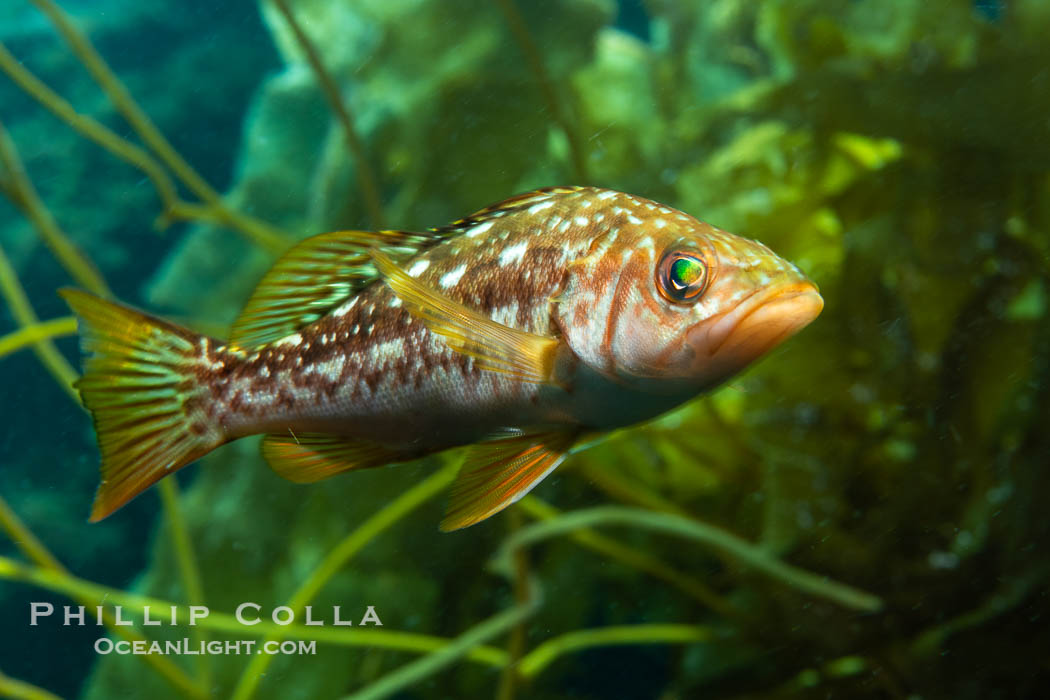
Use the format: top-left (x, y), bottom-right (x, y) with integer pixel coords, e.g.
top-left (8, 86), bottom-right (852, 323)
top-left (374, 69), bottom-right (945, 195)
top-left (1, 0), bottom-right (1049, 698)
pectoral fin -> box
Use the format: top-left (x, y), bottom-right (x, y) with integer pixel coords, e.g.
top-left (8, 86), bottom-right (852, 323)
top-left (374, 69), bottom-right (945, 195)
top-left (371, 249), bottom-right (562, 384)
top-left (441, 430), bottom-right (577, 531)
top-left (262, 432), bottom-right (411, 483)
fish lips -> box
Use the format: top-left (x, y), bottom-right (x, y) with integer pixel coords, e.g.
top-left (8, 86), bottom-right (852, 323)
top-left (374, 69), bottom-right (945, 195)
top-left (690, 280), bottom-right (825, 371)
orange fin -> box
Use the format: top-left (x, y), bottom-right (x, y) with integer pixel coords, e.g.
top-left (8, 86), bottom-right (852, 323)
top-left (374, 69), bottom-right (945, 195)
top-left (230, 229), bottom-right (445, 348)
top-left (440, 430), bottom-right (577, 531)
top-left (371, 249), bottom-right (562, 384)
top-left (261, 432), bottom-right (410, 483)
top-left (60, 289), bottom-right (223, 521)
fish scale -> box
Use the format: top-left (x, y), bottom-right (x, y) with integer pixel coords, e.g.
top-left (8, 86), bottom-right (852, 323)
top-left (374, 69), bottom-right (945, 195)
top-left (216, 191), bottom-right (605, 439)
top-left (62, 186), bottom-right (823, 529)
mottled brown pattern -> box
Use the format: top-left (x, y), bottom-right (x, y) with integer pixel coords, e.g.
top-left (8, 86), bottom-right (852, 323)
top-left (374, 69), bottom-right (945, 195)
top-left (201, 186), bottom-right (788, 446)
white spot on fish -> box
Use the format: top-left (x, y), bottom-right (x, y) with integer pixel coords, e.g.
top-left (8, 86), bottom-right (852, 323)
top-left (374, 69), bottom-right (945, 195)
top-left (333, 296), bottom-right (359, 316)
top-left (372, 338), bottom-right (405, 361)
top-left (466, 221), bottom-right (494, 238)
top-left (499, 241), bottom-right (529, 266)
top-left (594, 213), bottom-right (605, 223)
top-left (308, 355), bottom-right (345, 379)
top-left (558, 219), bottom-right (570, 233)
top-left (653, 218), bottom-right (667, 228)
top-left (490, 301), bottom-right (520, 327)
top-left (528, 201), bottom-right (554, 214)
top-left (574, 216), bottom-right (589, 227)
top-left (408, 259), bottom-right (430, 277)
top-left (627, 215), bottom-right (643, 225)
top-left (275, 333), bottom-right (300, 348)
top-left (597, 190), bottom-right (617, 200)
top-left (389, 297), bottom-right (402, 308)
top-left (259, 366), bottom-right (270, 378)
top-left (441, 264), bottom-right (468, 288)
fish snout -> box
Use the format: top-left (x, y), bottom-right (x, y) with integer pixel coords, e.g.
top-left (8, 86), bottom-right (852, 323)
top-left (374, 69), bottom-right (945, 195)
top-left (689, 280), bottom-right (824, 372)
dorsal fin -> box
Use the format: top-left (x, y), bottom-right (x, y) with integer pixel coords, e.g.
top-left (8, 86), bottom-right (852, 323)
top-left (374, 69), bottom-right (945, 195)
top-left (230, 188), bottom-right (587, 348)
top-left (230, 229), bottom-right (437, 348)
top-left (431, 186), bottom-right (586, 235)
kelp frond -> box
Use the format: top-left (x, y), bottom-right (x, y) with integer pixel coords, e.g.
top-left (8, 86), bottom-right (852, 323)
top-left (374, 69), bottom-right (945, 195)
top-left (229, 461), bottom-right (460, 700)
top-left (493, 506), bottom-right (883, 613)
top-left (25, 0), bottom-right (290, 252)
top-left (269, 0), bottom-right (385, 230)
top-left (0, 667), bottom-right (62, 700)
top-left (0, 120), bottom-right (109, 297)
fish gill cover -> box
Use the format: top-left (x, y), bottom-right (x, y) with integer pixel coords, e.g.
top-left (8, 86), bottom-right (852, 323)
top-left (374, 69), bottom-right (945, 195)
top-left (0, 1), bottom-right (1048, 699)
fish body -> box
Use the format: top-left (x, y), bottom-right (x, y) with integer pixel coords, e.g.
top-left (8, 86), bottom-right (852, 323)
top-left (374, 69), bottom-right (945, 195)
top-left (63, 187), bottom-right (823, 529)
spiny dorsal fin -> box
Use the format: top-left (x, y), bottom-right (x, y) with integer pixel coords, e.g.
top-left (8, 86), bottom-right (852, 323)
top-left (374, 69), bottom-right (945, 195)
top-left (231, 189), bottom-right (586, 348)
top-left (371, 249), bottom-right (563, 384)
top-left (230, 229), bottom-right (438, 348)
top-left (441, 429), bottom-right (578, 531)
top-left (262, 432), bottom-right (416, 483)
top-left (431, 186), bottom-right (586, 235)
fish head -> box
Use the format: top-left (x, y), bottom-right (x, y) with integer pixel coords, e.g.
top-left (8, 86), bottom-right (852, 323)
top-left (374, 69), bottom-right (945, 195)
top-left (556, 209), bottom-right (823, 394)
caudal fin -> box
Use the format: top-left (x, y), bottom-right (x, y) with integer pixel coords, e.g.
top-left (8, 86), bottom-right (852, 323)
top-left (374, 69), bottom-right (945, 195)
top-left (60, 289), bottom-right (225, 521)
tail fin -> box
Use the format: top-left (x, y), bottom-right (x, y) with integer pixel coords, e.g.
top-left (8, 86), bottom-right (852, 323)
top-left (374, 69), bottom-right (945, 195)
top-left (60, 289), bottom-right (225, 521)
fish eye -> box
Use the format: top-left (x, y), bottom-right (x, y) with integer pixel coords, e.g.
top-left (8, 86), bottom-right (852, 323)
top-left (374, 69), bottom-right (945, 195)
top-left (656, 249), bottom-right (709, 304)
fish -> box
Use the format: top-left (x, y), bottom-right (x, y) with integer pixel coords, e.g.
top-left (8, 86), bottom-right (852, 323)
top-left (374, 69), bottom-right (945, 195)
top-left (61, 186), bottom-right (823, 530)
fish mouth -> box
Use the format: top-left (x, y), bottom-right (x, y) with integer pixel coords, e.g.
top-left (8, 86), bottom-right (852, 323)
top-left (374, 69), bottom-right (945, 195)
top-left (692, 280), bottom-right (824, 364)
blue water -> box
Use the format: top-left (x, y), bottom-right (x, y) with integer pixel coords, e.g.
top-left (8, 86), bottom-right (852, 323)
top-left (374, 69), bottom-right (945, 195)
top-left (1, 2), bottom-right (277, 696)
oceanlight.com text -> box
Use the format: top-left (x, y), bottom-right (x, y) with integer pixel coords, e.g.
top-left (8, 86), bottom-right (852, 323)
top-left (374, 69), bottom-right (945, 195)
top-left (94, 638), bottom-right (317, 656)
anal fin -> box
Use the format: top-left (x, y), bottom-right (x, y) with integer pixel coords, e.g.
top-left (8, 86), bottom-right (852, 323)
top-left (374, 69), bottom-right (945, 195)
top-left (441, 430), bottom-right (577, 531)
top-left (262, 432), bottom-right (409, 483)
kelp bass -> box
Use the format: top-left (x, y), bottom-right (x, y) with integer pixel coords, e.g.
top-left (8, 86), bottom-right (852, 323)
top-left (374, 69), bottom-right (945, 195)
top-left (62, 187), bottom-right (823, 530)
